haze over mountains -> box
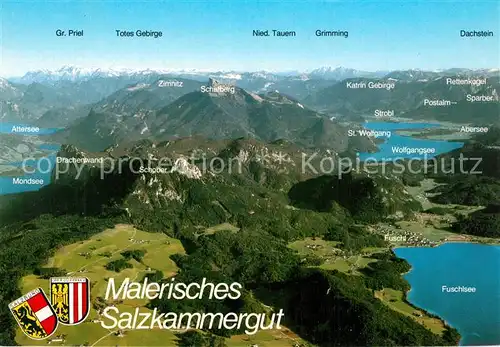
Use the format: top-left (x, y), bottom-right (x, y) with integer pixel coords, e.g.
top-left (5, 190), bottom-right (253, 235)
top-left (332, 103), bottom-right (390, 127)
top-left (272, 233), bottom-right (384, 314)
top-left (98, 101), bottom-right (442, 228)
top-left (2, 0), bottom-right (499, 345)
top-left (1, 66), bottom-right (498, 152)
top-left (8, 65), bottom-right (500, 84)
top-left (1, 65), bottom-right (499, 347)
top-left (306, 76), bottom-right (500, 123)
top-left (52, 78), bottom-right (375, 152)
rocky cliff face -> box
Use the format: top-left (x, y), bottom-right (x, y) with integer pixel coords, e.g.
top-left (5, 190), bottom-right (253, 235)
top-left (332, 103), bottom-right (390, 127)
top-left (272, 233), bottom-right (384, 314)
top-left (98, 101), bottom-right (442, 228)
top-left (50, 144), bottom-right (113, 184)
top-left (208, 77), bottom-right (234, 90)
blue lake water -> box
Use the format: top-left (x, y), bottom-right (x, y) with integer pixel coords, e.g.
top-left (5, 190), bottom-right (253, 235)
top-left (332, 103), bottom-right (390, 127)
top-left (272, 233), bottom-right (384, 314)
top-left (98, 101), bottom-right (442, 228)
top-left (0, 124), bottom-right (62, 194)
top-left (0, 145), bottom-right (60, 195)
top-left (358, 122), bottom-right (464, 161)
top-left (359, 122), bottom-right (464, 161)
top-left (358, 134), bottom-right (464, 161)
top-left (0, 123), bottom-right (62, 135)
top-left (394, 243), bottom-right (500, 346)
top-left (38, 143), bottom-right (62, 151)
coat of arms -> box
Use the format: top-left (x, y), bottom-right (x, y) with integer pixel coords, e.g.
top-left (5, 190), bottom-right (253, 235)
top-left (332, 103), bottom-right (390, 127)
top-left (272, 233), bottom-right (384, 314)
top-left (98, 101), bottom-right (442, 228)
top-left (50, 277), bottom-right (90, 325)
top-left (9, 288), bottom-right (58, 339)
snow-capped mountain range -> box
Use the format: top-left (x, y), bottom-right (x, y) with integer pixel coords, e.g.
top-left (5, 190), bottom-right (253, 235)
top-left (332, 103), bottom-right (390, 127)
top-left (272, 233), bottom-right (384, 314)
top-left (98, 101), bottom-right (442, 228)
top-left (9, 66), bottom-right (175, 84)
top-left (9, 65), bottom-right (497, 85)
top-left (308, 66), bottom-right (387, 79)
top-left (7, 66), bottom-right (288, 85)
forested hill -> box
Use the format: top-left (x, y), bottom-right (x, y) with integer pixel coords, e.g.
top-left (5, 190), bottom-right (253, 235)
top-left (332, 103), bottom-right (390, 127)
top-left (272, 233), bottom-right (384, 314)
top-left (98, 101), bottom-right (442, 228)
top-left (453, 203), bottom-right (500, 238)
top-left (0, 139), bottom-right (421, 227)
top-left (0, 139), bottom-right (460, 346)
top-left (51, 82), bottom-right (378, 154)
top-left (305, 75), bottom-right (499, 124)
top-left (472, 126), bottom-right (500, 147)
top-left (423, 127), bottom-right (500, 238)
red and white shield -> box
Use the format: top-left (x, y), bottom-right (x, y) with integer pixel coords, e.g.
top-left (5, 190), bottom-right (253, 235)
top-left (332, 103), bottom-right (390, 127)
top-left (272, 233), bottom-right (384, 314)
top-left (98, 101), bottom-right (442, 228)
top-left (9, 288), bottom-right (58, 340)
top-left (50, 277), bottom-right (90, 325)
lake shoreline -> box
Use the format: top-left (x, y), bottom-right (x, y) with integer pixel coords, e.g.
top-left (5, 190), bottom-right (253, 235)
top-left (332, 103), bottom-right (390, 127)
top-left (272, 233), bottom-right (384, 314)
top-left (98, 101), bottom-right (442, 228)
top-left (394, 243), bottom-right (500, 346)
top-left (393, 238), bottom-right (500, 249)
top-left (392, 249), bottom-right (459, 342)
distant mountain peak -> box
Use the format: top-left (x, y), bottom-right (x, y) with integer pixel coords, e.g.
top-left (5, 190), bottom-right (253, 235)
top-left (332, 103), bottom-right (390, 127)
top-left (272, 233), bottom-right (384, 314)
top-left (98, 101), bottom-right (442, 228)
top-left (7, 65), bottom-right (499, 90)
top-left (207, 77), bottom-right (220, 87)
top-left (308, 66), bottom-right (386, 80)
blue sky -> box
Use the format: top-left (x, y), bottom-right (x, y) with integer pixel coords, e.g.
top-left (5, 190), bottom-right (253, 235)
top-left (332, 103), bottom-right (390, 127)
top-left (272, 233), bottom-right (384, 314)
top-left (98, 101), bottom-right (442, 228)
top-left (1, 0), bottom-right (498, 76)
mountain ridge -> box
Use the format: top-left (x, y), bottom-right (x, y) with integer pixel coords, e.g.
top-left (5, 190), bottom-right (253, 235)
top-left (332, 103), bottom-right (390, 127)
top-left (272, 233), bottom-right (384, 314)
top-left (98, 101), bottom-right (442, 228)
top-left (52, 82), bottom-right (377, 153)
top-left (8, 65), bottom-right (499, 84)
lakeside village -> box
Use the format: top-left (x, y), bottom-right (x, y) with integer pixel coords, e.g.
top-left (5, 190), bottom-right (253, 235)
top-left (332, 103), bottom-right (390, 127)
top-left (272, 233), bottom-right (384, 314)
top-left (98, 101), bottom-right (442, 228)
top-left (372, 225), bottom-right (438, 247)
top-left (369, 219), bottom-right (474, 248)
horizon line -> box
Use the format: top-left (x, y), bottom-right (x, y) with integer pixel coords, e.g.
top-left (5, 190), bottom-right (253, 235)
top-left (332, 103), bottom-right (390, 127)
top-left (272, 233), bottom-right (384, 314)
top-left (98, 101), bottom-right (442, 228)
top-left (3, 65), bottom-right (500, 79)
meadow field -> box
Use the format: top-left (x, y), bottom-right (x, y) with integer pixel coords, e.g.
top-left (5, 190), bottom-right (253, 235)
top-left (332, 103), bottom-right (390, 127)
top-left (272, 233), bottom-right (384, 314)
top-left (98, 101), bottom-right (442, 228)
top-left (16, 224), bottom-right (183, 346)
top-left (288, 237), bottom-right (380, 274)
top-left (15, 224), bottom-right (307, 346)
top-left (374, 288), bottom-right (446, 335)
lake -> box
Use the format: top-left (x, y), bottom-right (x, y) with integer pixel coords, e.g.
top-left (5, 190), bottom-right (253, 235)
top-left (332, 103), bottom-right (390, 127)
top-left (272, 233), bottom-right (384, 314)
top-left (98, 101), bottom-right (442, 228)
top-left (358, 122), bottom-right (464, 161)
top-left (0, 128), bottom-right (61, 195)
top-left (0, 123), bottom-right (62, 135)
top-left (394, 243), bottom-right (500, 346)
top-left (0, 151), bottom-right (59, 195)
